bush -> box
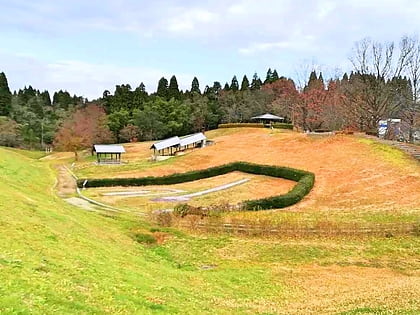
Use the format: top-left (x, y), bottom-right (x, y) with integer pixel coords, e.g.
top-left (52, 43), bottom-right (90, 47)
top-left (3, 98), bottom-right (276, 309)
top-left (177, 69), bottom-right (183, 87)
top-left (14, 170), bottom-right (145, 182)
top-left (272, 123), bottom-right (293, 130)
top-left (173, 204), bottom-right (191, 218)
top-left (218, 123), bottom-right (264, 128)
top-left (133, 233), bottom-right (157, 245)
top-left (78, 161), bottom-right (315, 211)
top-left (365, 129), bottom-right (378, 136)
top-left (313, 129), bottom-right (332, 133)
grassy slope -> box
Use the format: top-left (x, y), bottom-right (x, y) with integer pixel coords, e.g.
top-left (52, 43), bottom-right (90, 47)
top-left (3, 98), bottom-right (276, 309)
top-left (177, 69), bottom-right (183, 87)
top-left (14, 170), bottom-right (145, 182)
top-left (0, 146), bottom-right (419, 314)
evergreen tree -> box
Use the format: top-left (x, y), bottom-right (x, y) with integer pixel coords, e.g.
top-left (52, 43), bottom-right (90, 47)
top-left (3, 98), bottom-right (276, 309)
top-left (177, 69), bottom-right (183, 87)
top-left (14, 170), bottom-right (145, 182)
top-left (272, 69), bottom-right (279, 82)
top-left (342, 73), bottom-right (349, 81)
top-left (40, 90), bottom-right (52, 107)
top-left (230, 75), bottom-right (239, 91)
top-left (318, 72), bottom-right (324, 86)
top-left (223, 82), bottom-right (230, 91)
top-left (168, 75), bottom-right (180, 99)
top-left (251, 73), bottom-right (262, 90)
top-left (240, 75), bottom-right (250, 91)
top-left (0, 72), bottom-right (12, 116)
top-left (156, 77), bottom-right (168, 98)
top-left (212, 81), bottom-right (222, 92)
top-left (308, 71), bottom-right (318, 86)
top-left (264, 68), bottom-right (273, 84)
top-left (191, 77), bottom-right (201, 94)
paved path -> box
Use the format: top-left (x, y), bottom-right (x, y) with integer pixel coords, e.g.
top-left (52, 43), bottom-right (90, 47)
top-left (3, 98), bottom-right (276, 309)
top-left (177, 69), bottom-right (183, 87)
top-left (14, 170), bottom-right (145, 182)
top-left (153, 178), bottom-right (250, 202)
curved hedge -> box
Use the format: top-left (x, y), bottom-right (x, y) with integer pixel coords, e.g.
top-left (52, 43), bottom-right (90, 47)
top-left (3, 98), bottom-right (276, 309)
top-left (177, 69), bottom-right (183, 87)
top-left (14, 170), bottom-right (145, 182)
top-left (77, 162), bottom-right (314, 210)
top-left (218, 122), bottom-right (293, 130)
top-left (218, 123), bottom-right (264, 128)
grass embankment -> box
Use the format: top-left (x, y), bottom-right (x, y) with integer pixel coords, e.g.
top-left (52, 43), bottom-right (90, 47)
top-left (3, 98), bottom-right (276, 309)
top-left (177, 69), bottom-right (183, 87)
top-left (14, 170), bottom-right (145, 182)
top-left (0, 146), bottom-right (419, 314)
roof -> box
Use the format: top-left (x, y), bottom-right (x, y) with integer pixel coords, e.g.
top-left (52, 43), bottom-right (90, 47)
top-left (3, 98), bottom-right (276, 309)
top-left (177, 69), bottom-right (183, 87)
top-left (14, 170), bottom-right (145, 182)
top-left (251, 113), bottom-right (284, 121)
top-left (93, 144), bottom-right (126, 154)
top-left (180, 132), bottom-right (206, 147)
top-left (150, 136), bottom-right (180, 151)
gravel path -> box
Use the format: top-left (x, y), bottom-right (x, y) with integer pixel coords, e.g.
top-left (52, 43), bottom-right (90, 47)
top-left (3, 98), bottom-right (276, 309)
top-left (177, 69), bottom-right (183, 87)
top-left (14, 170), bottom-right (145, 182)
top-left (102, 188), bottom-right (185, 197)
top-left (153, 178), bottom-right (250, 202)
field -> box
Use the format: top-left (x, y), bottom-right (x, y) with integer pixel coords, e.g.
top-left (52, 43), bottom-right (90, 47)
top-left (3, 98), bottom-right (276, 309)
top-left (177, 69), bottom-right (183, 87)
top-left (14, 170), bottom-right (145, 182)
top-left (1, 128), bottom-right (419, 314)
top-left (77, 128), bottom-right (420, 225)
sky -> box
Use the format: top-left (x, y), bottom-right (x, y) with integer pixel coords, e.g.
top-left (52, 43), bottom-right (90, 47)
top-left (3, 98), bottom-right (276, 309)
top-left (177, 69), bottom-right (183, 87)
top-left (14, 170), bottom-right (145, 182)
top-left (1, 0), bottom-right (419, 99)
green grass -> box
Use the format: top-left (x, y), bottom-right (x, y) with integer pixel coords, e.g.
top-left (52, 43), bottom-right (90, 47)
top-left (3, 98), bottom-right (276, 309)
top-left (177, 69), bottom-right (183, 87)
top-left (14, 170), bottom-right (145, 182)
top-left (3, 147), bottom-right (48, 159)
top-left (358, 138), bottom-right (415, 166)
top-left (0, 146), bottom-right (419, 314)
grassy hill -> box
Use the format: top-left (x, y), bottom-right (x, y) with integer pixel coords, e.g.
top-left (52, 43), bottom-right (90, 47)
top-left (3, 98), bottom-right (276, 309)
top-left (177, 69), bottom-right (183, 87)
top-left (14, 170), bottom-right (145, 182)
top-left (1, 130), bottom-right (419, 314)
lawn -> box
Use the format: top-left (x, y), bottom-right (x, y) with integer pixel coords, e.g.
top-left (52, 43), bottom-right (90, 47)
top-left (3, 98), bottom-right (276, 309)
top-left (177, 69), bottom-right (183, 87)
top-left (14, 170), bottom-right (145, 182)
top-left (1, 129), bottom-right (419, 314)
top-left (75, 128), bottom-right (420, 226)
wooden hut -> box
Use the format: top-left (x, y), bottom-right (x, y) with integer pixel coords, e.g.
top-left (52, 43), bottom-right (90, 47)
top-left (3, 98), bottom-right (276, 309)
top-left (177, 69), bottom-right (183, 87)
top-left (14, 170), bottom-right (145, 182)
top-left (150, 136), bottom-right (180, 156)
top-left (150, 133), bottom-right (207, 156)
top-left (179, 132), bottom-right (207, 150)
top-left (92, 144), bottom-right (125, 164)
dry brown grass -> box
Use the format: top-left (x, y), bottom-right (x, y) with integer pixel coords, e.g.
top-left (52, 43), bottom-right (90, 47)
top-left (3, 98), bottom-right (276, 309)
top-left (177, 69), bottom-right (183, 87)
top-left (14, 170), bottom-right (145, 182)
top-left (80, 128), bottom-right (420, 218)
top-left (84, 171), bottom-right (296, 210)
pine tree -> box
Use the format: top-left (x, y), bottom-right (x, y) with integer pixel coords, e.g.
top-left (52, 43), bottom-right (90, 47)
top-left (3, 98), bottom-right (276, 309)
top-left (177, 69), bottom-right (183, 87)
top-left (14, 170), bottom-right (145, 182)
top-left (240, 75), bottom-right (250, 91)
top-left (40, 90), bottom-right (51, 107)
top-left (157, 77), bottom-right (168, 98)
top-left (264, 68), bottom-right (273, 84)
top-left (223, 82), bottom-right (230, 91)
top-left (0, 73), bottom-right (13, 116)
top-left (272, 69), bottom-right (279, 82)
top-left (318, 72), bottom-right (324, 86)
top-left (168, 75), bottom-right (180, 99)
top-left (191, 77), bottom-right (201, 94)
top-left (251, 73), bottom-right (262, 90)
top-left (342, 73), bottom-right (349, 81)
top-left (212, 81), bottom-right (222, 93)
top-left (230, 75), bottom-right (239, 91)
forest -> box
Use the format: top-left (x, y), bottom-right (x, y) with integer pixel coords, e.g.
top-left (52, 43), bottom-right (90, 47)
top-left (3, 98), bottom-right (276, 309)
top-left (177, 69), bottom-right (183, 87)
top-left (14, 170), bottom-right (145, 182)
top-left (0, 36), bottom-right (419, 152)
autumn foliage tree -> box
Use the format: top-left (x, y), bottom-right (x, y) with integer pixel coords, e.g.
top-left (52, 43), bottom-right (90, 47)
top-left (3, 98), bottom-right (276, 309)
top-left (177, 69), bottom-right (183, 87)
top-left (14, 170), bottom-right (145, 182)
top-left (54, 104), bottom-right (114, 160)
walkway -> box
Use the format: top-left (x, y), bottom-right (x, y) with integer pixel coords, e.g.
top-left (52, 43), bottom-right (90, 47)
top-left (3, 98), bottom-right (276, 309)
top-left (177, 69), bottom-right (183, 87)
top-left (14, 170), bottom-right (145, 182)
top-left (153, 178), bottom-right (250, 202)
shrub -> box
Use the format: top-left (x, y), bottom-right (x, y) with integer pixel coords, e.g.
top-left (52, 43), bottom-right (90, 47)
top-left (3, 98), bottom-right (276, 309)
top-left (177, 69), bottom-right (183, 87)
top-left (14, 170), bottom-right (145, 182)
top-left (173, 204), bottom-right (191, 218)
top-left (155, 211), bottom-right (172, 227)
top-left (365, 129), bottom-right (378, 136)
top-left (218, 123), bottom-right (264, 128)
top-left (133, 233), bottom-right (157, 245)
top-left (78, 161), bottom-right (315, 211)
top-left (272, 123), bottom-right (293, 130)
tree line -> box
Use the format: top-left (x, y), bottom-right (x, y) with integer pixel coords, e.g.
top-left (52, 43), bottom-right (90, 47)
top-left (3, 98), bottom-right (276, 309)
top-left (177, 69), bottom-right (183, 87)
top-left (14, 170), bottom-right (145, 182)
top-left (0, 35), bottom-right (419, 153)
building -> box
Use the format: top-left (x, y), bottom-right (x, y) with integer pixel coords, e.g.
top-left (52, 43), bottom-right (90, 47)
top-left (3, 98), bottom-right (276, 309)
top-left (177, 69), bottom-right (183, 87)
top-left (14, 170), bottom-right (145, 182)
top-left (92, 144), bottom-right (125, 164)
top-left (251, 113), bottom-right (285, 126)
top-left (150, 132), bottom-right (207, 156)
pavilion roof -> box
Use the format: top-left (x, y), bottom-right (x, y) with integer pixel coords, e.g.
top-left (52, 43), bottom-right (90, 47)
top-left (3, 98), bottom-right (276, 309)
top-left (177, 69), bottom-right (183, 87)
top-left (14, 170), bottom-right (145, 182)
top-left (251, 113), bottom-right (284, 121)
top-left (93, 144), bottom-right (126, 154)
top-left (150, 136), bottom-right (180, 151)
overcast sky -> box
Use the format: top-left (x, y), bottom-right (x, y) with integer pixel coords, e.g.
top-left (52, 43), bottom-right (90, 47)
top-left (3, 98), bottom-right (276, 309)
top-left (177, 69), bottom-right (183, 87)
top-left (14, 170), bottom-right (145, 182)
top-left (1, 0), bottom-right (419, 99)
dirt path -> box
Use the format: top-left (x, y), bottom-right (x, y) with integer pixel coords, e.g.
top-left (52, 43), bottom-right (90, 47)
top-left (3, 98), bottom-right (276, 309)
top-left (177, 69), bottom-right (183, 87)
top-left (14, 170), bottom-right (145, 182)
top-left (55, 165), bottom-right (77, 198)
top-left (153, 178), bottom-right (250, 202)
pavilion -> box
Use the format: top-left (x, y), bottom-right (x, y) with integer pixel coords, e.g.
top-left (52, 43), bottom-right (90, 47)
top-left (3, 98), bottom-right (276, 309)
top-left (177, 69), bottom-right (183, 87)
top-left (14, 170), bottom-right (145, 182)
top-left (92, 144), bottom-right (126, 164)
top-left (150, 132), bottom-right (207, 156)
top-left (251, 113), bottom-right (284, 126)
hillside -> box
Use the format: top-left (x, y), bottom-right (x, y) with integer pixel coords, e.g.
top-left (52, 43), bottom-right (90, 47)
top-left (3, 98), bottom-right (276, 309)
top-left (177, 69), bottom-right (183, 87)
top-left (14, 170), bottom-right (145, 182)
top-left (1, 131), bottom-right (420, 314)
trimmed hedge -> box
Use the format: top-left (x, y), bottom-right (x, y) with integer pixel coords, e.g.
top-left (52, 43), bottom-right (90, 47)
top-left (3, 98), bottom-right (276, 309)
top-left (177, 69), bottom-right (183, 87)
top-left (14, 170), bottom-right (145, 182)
top-left (272, 123), bottom-right (293, 130)
top-left (218, 122), bottom-right (293, 130)
top-left (78, 162), bottom-right (315, 211)
top-left (218, 123), bottom-right (264, 128)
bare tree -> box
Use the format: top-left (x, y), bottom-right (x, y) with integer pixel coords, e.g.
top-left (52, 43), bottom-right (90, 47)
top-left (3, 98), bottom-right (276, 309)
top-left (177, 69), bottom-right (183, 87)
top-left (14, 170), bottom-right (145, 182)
top-left (348, 37), bottom-right (413, 131)
top-left (403, 35), bottom-right (420, 142)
